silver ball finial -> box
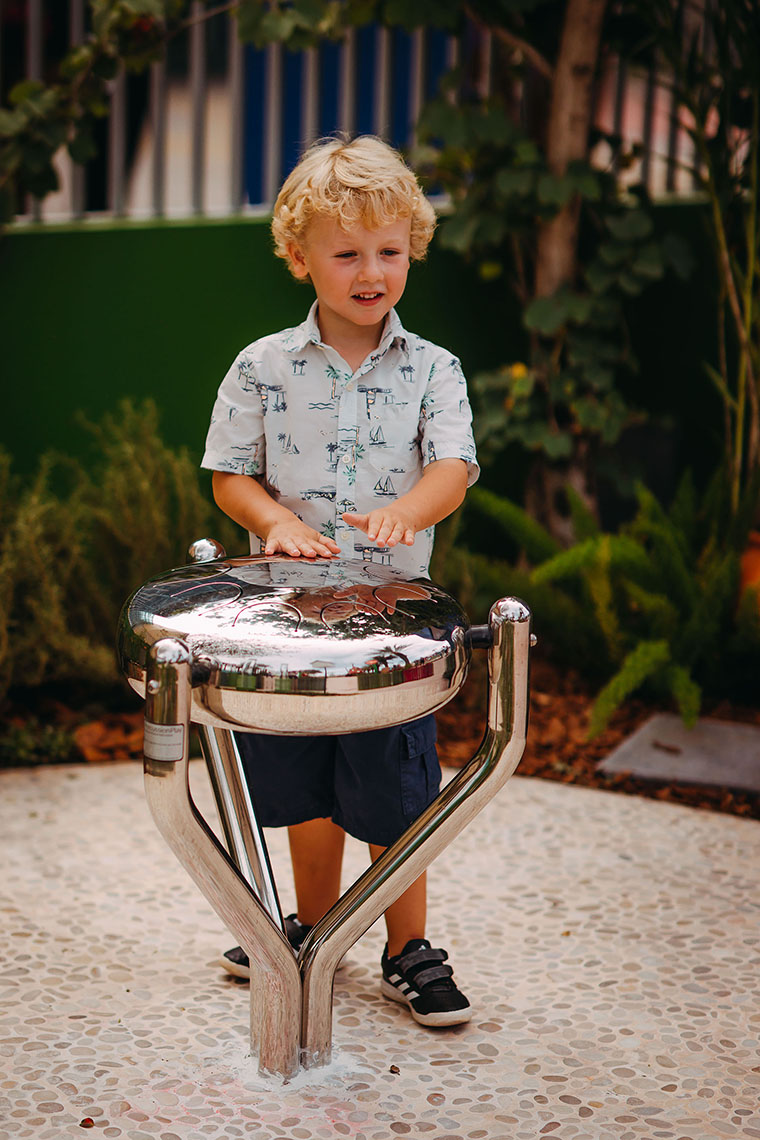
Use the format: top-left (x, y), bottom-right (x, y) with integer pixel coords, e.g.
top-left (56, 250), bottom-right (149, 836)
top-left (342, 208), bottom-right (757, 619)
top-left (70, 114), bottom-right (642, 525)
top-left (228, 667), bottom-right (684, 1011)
top-left (187, 537), bottom-right (227, 563)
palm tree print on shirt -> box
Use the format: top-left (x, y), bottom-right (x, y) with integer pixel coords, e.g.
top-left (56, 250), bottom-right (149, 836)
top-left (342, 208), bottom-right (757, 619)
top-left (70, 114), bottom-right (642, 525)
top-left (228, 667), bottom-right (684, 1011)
top-left (238, 358), bottom-right (256, 391)
top-left (325, 442), bottom-right (339, 470)
top-left (325, 364), bottom-right (346, 399)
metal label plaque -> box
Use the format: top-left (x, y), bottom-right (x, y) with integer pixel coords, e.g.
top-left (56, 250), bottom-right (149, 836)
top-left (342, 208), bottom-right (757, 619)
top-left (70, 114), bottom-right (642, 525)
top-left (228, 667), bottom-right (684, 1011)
top-left (144, 722), bottom-right (186, 762)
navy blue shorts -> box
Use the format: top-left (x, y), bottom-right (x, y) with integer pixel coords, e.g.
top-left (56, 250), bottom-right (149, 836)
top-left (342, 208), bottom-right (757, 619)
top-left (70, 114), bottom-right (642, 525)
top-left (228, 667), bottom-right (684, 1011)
top-left (234, 714), bottom-right (440, 847)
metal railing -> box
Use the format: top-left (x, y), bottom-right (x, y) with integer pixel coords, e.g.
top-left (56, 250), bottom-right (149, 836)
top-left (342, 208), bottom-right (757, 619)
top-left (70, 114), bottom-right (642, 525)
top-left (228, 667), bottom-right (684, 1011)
top-left (4, 2), bottom-right (705, 225)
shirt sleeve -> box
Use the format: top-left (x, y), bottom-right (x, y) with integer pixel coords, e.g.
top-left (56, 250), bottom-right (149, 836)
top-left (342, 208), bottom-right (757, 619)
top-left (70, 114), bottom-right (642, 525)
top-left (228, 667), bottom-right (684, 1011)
top-left (419, 352), bottom-right (480, 486)
top-left (200, 350), bottom-right (266, 476)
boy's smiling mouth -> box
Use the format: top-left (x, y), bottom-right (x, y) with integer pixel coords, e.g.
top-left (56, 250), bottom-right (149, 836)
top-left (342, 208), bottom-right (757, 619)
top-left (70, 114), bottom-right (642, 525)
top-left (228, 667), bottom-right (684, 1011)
top-left (353, 292), bottom-right (384, 303)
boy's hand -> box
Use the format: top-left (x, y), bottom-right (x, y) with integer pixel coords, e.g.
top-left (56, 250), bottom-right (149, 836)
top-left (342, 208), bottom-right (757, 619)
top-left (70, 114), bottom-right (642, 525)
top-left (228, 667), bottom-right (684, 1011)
top-left (342, 509), bottom-right (417, 548)
top-left (264, 519), bottom-right (341, 558)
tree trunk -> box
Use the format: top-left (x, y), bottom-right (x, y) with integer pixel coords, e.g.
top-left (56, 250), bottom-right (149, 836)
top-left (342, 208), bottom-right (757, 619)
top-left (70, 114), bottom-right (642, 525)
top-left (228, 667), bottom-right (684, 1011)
top-left (529, 0), bottom-right (608, 542)
top-left (534, 0), bottom-right (608, 299)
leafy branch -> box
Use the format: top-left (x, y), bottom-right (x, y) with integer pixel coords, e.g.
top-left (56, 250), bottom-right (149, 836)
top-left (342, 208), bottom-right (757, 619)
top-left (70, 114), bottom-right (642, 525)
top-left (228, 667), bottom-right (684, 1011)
top-left (0, 1), bottom-right (190, 222)
top-left (632, 0), bottom-right (760, 514)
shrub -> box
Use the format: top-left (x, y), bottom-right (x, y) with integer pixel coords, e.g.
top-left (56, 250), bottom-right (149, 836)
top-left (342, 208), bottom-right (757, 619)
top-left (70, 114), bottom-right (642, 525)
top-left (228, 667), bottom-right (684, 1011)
top-left (0, 400), bottom-right (241, 703)
top-left (458, 473), bottom-right (760, 736)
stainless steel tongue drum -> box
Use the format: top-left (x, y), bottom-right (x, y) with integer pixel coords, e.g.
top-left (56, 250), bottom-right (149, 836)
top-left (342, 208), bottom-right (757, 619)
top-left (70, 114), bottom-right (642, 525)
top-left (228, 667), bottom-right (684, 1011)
top-left (117, 540), bottom-right (533, 1078)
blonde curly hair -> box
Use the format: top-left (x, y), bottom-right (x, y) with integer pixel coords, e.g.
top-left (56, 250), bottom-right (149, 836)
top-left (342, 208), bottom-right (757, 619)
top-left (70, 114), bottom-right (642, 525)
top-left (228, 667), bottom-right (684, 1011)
top-left (271, 135), bottom-right (436, 274)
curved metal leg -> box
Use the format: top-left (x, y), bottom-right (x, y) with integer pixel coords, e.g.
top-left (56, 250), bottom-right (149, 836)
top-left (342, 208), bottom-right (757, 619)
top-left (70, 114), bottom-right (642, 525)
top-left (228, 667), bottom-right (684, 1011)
top-left (143, 639), bottom-right (302, 1078)
top-left (298, 598), bottom-right (531, 1068)
top-left (198, 726), bottom-right (284, 930)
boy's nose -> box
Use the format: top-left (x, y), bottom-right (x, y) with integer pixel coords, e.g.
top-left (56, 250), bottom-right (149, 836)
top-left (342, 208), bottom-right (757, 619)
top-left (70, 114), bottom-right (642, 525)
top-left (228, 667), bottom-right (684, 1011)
top-left (358, 255), bottom-right (381, 280)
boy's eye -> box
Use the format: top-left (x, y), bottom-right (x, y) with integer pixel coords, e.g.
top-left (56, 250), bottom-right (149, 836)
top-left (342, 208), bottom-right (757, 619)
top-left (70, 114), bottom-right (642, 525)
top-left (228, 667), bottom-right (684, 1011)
top-left (335, 251), bottom-right (356, 259)
top-left (382, 249), bottom-right (401, 257)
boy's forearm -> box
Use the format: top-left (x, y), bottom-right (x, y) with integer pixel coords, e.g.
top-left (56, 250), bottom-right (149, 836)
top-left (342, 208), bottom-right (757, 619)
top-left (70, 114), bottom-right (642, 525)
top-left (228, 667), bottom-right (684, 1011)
top-left (394, 458), bottom-right (469, 531)
top-left (214, 461), bottom-right (467, 549)
top-left (212, 470), bottom-right (296, 537)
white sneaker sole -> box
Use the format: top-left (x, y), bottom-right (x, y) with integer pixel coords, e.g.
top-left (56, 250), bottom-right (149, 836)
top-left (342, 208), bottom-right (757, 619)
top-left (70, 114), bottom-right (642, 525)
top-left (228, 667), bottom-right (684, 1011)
top-left (380, 977), bottom-right (472, 1027)
top-left (219, 955), bottom-right (250, 980)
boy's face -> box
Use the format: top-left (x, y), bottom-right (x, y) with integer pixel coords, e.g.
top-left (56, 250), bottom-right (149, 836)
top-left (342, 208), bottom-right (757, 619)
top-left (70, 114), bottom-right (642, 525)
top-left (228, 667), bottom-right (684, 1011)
top-left (287, 215), bottom-right (411, 345)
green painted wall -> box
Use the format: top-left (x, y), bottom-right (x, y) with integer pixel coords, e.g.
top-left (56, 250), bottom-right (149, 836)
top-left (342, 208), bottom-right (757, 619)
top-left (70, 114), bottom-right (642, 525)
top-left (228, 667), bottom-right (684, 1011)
top-left (0, 205), bottom-right (722, 506)
top-left (0, 216), bottom-right (519, 477)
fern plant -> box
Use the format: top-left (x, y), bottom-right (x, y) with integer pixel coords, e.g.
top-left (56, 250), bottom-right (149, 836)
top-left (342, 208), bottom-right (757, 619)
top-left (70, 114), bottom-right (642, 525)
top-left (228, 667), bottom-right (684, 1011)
top-left (464, 473), bottom-right (760, 737)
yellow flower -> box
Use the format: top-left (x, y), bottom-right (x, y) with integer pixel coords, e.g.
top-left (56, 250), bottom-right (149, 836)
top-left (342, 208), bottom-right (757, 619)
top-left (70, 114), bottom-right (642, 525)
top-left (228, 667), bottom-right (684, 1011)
top-left (510, 362), bottom-right (529, 379)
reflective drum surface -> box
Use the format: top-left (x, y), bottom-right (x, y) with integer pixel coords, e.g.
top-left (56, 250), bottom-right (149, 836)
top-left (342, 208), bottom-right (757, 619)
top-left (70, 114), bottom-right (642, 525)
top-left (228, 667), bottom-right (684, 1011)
top-left (118, 554), bottom-right (471, 734)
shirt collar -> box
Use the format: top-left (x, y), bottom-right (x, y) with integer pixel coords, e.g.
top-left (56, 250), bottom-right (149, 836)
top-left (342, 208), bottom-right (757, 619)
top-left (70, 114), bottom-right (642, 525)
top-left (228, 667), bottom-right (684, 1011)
top-left (285, 301), bottom-right (409, 356)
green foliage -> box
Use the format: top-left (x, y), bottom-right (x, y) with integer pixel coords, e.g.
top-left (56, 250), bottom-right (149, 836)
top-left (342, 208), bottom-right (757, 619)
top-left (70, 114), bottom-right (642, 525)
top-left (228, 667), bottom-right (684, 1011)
top-left (414, 96), bottom-right (692, 472)
top-left (467, 485), bottom-right (560, 564)
top-left (0, 1), bottom-right (190, 221)
top-left (588, 639), bottom-right (671, 739)
top-left (628, 0), bottom-right (760, 514)
top-left (0, 720), bottom-right (77, 768)
top-left (457, 472), bottom-right (760, 736)
top-left (0, 400), bottom-right (241, 703)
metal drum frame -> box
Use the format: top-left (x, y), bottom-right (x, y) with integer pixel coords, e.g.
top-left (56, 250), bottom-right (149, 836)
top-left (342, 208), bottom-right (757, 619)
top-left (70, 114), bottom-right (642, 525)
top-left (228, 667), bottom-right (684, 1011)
top-left (140, 588), bottom-right (531, 1079)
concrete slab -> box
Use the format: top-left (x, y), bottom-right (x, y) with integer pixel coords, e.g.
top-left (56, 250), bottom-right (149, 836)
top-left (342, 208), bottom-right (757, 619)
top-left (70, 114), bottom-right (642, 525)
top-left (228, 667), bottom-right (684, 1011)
top-left (598, 712), bottom-right (760, 792)
top-left (2, 760), bottom-right (760, 1139)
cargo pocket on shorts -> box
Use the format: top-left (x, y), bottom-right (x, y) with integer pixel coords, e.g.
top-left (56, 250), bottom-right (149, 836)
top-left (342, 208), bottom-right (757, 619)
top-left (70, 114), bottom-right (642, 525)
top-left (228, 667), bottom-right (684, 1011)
top-left (399, 716), bottom-right (440, 819)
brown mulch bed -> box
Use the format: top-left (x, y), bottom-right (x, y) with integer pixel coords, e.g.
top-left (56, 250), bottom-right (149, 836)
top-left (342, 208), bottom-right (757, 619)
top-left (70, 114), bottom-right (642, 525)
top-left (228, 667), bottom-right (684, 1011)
top-left (5, 655), bottom-right (759, 820)
top-left (435, 652), bottom-right (760, 821)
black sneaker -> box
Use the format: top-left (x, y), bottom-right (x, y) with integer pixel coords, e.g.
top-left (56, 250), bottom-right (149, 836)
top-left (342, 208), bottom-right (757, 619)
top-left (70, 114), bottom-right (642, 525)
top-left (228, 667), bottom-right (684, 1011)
top-left (381, 938), bottom-right (472, 1027)
top-left (219, 914), bottom-right (312, 979)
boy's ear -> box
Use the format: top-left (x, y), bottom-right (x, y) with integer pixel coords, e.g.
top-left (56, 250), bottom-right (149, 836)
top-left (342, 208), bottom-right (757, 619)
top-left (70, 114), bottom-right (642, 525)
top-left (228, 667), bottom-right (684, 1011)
top-left (287, 241), bottom-right (309, 279)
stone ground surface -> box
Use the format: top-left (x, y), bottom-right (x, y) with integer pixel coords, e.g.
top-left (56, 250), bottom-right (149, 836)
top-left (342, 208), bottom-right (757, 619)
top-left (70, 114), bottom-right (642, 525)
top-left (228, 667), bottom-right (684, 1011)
top-left (598, 713), bottom-right (760, 794)
top-left (2, 759), bottom-right (760, 1140)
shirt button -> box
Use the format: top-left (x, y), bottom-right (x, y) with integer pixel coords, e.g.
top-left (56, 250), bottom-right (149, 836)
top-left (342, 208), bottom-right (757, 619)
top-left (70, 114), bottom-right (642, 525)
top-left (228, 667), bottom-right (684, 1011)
top-left (342, 455), bottom-right (351, 466)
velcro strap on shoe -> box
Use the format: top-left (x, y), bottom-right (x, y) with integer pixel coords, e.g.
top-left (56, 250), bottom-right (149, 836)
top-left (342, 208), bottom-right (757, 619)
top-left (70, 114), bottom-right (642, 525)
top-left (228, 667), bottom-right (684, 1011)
top-left (397, 947), bottom-right (448, 971)
top-left (412, 964), bottom-right (454, 989)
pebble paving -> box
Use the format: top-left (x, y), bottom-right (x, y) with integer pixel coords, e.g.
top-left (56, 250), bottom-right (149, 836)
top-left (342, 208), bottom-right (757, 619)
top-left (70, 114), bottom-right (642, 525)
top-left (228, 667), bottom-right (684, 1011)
top-left (2, 759), bottom-right (760, 1139)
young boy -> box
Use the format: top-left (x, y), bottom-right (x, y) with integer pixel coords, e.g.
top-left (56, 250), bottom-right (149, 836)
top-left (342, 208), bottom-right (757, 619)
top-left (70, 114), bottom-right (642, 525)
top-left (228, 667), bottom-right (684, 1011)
top-left (201, 135), bottom-right (479, 1027)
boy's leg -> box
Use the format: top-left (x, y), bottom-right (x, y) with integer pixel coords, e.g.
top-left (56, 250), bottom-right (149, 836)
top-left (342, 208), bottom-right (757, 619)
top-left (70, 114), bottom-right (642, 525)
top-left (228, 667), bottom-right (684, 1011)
top-left (289, 817), bottom-right (346, 927)
top-left (368, 845), bottom-right (426, 957)
top-left (219, 732), bottom-right (337, 977)
top-left (373, 853), bottom-right (471, 1026)
top-left (330, 718), bottom-right (471, 1026)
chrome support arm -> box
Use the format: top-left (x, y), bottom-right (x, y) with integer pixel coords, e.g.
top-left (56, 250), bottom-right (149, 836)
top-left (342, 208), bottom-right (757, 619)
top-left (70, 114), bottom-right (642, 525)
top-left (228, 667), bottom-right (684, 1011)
top-left (298, 597), bottom-right (531, 1068)
top-left (197, 725), bottom-right (284, 931)
top-left (143, 639), bottom-right (301, 1078)
top-left (188, 539), bottom-right (286, 932)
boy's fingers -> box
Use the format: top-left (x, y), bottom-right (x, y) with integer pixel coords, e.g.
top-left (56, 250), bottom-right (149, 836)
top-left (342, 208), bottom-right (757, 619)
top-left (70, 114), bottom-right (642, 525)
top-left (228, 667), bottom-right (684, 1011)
top-left (294, 539), bottom-right (331, 558)
top-left (265, 526), bottom-right (339, 559)
top-left (342, 512), bottom-right (368, 531)
top-left (307, 534), bottom-right (339, 556)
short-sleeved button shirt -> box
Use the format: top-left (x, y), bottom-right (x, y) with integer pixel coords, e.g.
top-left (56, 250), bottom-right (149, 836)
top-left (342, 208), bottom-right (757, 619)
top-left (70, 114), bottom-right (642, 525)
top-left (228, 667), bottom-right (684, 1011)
top-left (201, 302), bottom-right (479, 578)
